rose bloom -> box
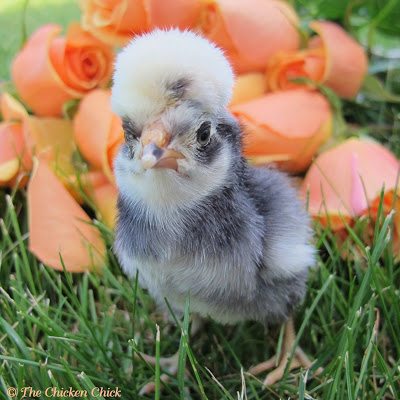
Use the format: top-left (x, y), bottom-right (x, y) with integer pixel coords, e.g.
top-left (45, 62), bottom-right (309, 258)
top-left (231, 89), bottom-right (332, 173)
top-left (73, 89), bottom-right (124, 182)
top-left (81, 0), bottom-right (201, 46)
top-left (301, 138), bottom-right (400, 230)
top-left (12, 24), bottom-right (113, 117)
top-left (266, 21), bottom-right (368, 98)
top-left (201, 0), bottom-right (300, 73)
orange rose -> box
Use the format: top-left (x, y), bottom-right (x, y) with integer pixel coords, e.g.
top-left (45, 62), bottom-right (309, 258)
top-left (266, 21), bottom-right (368, 98)
top-left (201, 0), bottom-right (300, 73)
top-left (12, 24), bottom-right (113, 117)
top-left (74, 89), bottom-right (124, 181)
top-left (301, 138), bottom-right (400, 231)
top-left (266, 48), bottom-right (324, 92)
top-left (231, 89), bottom-right (332, 173)
top-left (80, 0), bottom-right (201, 46)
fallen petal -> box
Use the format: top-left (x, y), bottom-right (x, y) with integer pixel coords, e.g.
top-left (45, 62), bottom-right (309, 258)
top-left (28, 160), bottom-right (106, 272)
top-left (0, 122), bottom-right (31, 186)
top-left (0, 159), bottom-right (20, 183)
top-left (0, 93), bottom-right (28, 122)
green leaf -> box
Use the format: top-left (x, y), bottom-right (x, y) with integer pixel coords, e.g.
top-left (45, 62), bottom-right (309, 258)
top-left (361, 75), bottom-right (400, 103)
top-left (62, 98), bottom-right (80, 120)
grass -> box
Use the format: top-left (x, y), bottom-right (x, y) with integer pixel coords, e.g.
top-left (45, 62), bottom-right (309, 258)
top-left (1, 0), bottom-right (400, 399)
top-left (1, 191), bottom-right (400, 399)
top-left (0, 0), bottom-right (80, 81)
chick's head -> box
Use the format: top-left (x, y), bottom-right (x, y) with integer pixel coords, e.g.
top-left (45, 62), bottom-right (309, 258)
top-left (112, 29), bottom-right (239, 209)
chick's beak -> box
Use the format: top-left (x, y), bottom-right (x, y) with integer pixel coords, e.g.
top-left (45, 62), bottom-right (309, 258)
top-left (140, 120), bottom-right (184, 171)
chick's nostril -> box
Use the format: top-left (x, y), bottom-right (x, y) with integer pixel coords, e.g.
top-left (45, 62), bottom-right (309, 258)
top-left (141, 143), bottom-right (164, 169)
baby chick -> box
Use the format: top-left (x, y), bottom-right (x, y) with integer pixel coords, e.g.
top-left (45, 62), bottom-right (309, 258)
top-left (112, 29), bottom-right (317, 389)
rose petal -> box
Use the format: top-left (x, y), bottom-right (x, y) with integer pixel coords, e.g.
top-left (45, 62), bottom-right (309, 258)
top-left (50, 23), bottom-right (113, 92)
top-left (148, 0), bottom-right (201, 30)
top-left (74, 89), bottom-right (123, 180)
top-left (12, 24), bottom-right (82, 117)
top-left (90, 182), bottom-right (118, 229)
top-left (0, 122), bottom-right (31, 186)
top-left (0, 93), bottom-right (28, 122)
top-left (230, 73), bottom-right (267, 106)
top-left (231, 89), bottom-right (332, 172)
top-left (0, 159), bottom-right (20, 184)
top-left (66, 170), bottom-right (111, 205)
top-left (202, 0), bottom-right (300, 73)
top-left (301, 138), bottom-right (400, 230)
top-left (310, 21), bottom-right (368, 98)
top-left (266, 48), bottom-right (325, 92)
top-left (81, 0), bottom-right (148, 45)
top-left (28, 160), bottom-right (106, 272)
top-left (12, 24), bottom-right (113, 117)
top-left (0, 123), bottom-right (25, 164)
top-left (83, 170), bottom-right (110, 189)
top-left (24, 117), bottom-right (76, 180)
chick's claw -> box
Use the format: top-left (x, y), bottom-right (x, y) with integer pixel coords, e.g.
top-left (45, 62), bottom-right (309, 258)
top-left (139, 373), bottom-right (173, 396)
top-left (137, 317), bottom-right (203, 395)
top-left (261, 348), bottom-right (308, 386)
top-left (137, 352), bottom-right (189, 396)
top-left (249, 318), bottom-right (323, 386)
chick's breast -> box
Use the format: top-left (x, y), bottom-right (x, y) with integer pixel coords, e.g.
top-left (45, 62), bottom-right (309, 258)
top-left (115, 163), bottom-right (314, 326)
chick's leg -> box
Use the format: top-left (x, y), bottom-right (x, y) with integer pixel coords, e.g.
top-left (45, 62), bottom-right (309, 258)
top-left (138, 315), bottom-right (203, 395)
top-left (249, 318), bottom-right (322, 386)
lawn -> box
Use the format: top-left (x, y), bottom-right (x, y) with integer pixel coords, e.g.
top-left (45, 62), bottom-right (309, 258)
top-left (1, 1), bottom-right (400, 399)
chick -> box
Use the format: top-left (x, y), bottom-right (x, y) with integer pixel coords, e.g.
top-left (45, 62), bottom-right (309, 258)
top-left (112, 29), bottom-right (317, 389)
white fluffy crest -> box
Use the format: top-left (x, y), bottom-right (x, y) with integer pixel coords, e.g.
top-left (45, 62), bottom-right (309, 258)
top-left (111, 29), bottom-right (234, 121)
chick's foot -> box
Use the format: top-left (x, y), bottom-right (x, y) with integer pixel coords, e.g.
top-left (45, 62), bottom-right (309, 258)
top-left (248, 318), bottom-right (323, 386)
top-left (138, 316), bottom-right (203, 395)
top-left (137, 352), bottom-right (184, 395)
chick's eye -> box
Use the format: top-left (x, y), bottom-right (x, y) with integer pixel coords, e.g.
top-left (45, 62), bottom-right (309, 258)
top-left (196, 121), bottom-right (211, 146)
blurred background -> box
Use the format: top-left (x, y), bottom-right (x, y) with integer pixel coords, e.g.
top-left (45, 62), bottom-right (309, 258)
top-left (1, 0), bottom-right (399, 150)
